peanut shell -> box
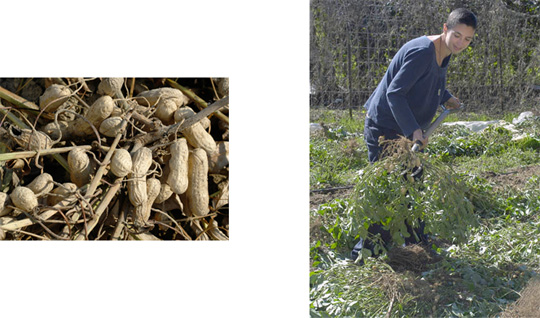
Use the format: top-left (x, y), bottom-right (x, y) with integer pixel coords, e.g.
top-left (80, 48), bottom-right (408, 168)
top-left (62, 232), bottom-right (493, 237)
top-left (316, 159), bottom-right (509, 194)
top-left (154, 183), bottom-right (173, 204)
top-left (39, 84), bottom-right (71, 112)
top-left (97, 78), bottom-right (124, 96)
top-left (127, 147), bottom-right (153, 206)
top-left (155, 99), bottom-right (178, 125)
top-left (167, 139), bottom-right (189, 195)
top-left (27, 173), bottom-right (54, 198)
top-left (41, 121), bottom-right (69, 141)
top-left (71, 95), bottom-right (114, 137)
top-left (110, 149), bottom-right (132, 178)
top-left (208, 141), bottom-right (229, 174)
top-left (99, 116), bottom-right (124, 137)
top-left (10, 128), bottom-right (53, 151)
top-left (10, 186), bottom-right (38, 212)
top-left (135, 87), bottom-right (190, 107)
top-left (174, 107), bottom-right (216, 154)
top-left (68, 148), bottom-right (93, 187)
top-left (187, 148), bottom-right (209, 217)
top-left (47, 182), bottom-right (77, 206)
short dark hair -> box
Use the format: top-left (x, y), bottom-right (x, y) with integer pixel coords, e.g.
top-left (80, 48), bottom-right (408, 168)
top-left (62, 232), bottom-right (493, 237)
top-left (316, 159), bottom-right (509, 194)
top-left (447, 8), bottom-right (477, 30)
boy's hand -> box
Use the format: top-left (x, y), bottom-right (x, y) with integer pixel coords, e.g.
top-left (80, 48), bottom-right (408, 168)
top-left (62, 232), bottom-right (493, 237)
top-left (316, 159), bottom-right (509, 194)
top-left (412, 128), bottom-right (428, 149)
top-left (445, 96), bottom-right (462, 109)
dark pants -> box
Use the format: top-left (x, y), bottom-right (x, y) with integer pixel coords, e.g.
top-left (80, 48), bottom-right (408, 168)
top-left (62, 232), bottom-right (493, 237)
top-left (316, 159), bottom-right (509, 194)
top-left (351, 117), bottom-right (427, 261)
top-left (351, 220), bottom-right (427, 261)
top-left (363, 117), bottom-right (401, 163)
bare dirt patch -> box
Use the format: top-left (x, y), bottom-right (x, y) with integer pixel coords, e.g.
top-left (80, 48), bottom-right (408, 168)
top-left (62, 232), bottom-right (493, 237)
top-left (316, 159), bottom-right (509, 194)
top-left (386, 244), bottom-right (443, 273)
top-left (482, 164), bottom-right (540, 190)
top-left (310, 187), bottom-right (353, 211)
top-left (501, 277), bottom-right (540, 318)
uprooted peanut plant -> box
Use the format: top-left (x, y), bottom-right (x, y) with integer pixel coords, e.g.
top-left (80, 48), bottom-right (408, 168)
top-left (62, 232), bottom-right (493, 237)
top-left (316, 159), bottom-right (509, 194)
top-left (350, 137), bottom-right (478, 260)
top-left (0, 78), bottom-right (229, 240)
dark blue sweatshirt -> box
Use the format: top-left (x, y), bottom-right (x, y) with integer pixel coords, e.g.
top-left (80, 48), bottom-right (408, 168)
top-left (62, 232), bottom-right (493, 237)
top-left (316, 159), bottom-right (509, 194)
top-left (364, 36), bottom-right (453, 137)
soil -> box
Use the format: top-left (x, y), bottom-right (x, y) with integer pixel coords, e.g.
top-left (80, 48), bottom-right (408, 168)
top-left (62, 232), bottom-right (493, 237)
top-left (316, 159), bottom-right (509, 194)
top-left (310, 187), bottom-right (353, 211)
top-left (386, 244), bottom-right (443, 273)
top-left (500, 277), bottom-right (540, 317)
top-left (482, 164), bottom-right (540, 191)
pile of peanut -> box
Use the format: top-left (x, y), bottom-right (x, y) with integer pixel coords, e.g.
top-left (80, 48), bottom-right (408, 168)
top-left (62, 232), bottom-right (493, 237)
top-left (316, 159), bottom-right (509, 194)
top-left (0, 78), bottom-right (229, 240)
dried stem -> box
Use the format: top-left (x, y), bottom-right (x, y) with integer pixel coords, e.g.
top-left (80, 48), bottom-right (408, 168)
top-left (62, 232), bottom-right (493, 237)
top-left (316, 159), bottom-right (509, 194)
top-left (112, 207), bottom-right (126, 240)
top-left (20, 209), bottom-right (69, 240)
top-left (210, 78), bottom-right (220, 99)
top-left (15, 229), bottom-right (51, 240)
top-left (129, 95), bottom-right (228, 152)
top-left (0, 145), bottom-right (93, 162)
top-left (166, 79), bottom-right (229, 124)
top-left (0, 85), bottom-right (40, 113)
top-left (60, 112), bottom-right (133, 236)
top-left (151, 220), bottom-right (188, 240)
top-left (0, 105), bottom-right (30, 130)
top-left (129, 78), bottom-right (136, 98)
top-left (0, 185), bottom-right (86, 232)
top-left (74, 177), bottom-right (123, 240)
top-left (152, 209), bottom-right (192, 240)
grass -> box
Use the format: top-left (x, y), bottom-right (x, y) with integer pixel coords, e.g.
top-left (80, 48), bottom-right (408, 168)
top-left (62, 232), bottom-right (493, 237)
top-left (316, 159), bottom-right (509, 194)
top-left (310, 108), bottom-right (540, 317)
top-left (310, 109), bottom-right (368, 189)
top-left (444, 110), bottom-right (522, 123)
top-left (453, 147), bottom-right (540, 174)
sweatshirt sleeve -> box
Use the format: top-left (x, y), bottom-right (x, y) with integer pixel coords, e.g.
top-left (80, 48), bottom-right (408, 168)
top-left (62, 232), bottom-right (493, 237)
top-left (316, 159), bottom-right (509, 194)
top-left (386, 47), bottom-right (431, 137)
top-left (441, 89), bottom-right (452, 104)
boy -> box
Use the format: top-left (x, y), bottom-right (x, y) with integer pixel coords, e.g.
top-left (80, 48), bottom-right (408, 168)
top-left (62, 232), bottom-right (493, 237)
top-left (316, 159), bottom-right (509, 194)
top-left (364, 8), bottom-right (476, 162)
top-left (352, 8), bottom-right (477, 261)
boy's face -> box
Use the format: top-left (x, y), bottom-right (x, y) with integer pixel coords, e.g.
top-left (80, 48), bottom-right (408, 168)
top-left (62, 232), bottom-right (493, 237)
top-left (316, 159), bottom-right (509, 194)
top-left (443, 23), bottom-right (475, 54)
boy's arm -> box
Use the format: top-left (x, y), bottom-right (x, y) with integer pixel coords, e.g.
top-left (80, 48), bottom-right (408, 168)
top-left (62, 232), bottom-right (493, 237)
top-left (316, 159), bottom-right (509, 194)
top-left (386, 47), bottom-right (431, 137)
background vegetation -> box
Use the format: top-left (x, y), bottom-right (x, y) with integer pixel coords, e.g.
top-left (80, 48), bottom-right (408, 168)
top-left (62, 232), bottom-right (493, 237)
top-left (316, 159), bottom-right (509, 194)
top-left (310, 0), bottom-right (540, 113)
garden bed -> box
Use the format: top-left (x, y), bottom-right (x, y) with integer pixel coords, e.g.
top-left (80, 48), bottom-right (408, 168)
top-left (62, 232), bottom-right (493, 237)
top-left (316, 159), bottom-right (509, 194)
top-left (310, 109), bottom-right (540, 317)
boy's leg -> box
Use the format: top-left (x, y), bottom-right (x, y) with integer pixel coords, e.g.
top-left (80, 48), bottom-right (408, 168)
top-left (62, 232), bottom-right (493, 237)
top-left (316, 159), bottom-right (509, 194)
top-left (352, 117), bottom-right (402, 261)
top-left (403, 219), bottom-right (428, 245)
top-left (351, 223), bottom-right (393, 260)
top-left (363, 117), bottom-right (400, 163)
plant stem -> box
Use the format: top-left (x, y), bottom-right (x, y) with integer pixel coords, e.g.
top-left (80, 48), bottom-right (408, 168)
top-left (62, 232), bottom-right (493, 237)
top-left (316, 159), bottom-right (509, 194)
top-left (0, 145), bottom-right (93, 162)
top-left (0, 185), bottom-right (86, 232)
top-left (60, 112), bottom-right (133, 237)
top-left (74, 177), bottom-right (123, 240)
top-left (166, 79), bottom-right (229, 124)
top-left (0, 85), bottom-right (40, 113)
top-left (0, 106), bottom-right (30, 129)
top-left (0, 87), bottom-right (70, 171)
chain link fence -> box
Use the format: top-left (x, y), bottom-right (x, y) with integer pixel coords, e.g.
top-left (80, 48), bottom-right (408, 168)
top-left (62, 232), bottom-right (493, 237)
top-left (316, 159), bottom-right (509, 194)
top-left (310, 0), bottom-right (540, 114)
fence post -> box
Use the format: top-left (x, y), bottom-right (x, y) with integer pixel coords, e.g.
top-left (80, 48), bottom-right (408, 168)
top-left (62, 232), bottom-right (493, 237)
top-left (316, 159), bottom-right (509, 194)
top-left (498, 43), bottom-right (504, 113)
top-left (347, 24), bottom-right (353, 118)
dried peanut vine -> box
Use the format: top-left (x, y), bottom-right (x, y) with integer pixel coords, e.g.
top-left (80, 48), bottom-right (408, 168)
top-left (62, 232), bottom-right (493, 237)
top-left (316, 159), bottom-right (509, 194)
top-left (0, 78), bottom-right (229, 240)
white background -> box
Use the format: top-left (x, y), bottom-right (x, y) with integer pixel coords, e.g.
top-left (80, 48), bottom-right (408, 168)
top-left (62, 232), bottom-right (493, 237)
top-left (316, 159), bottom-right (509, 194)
top-left (0, 1), bottom-right (309, 317)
